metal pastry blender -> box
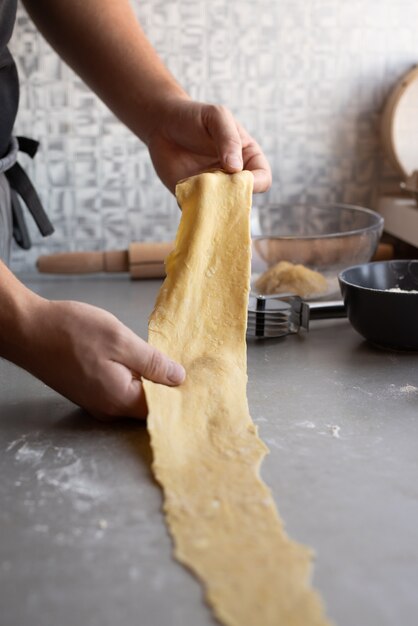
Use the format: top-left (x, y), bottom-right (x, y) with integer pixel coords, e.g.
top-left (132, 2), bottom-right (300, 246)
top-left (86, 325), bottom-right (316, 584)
top-left (247, 294), bottom-right (346, 339)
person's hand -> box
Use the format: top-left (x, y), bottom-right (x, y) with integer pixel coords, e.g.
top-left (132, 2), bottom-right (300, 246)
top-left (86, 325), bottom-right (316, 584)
top-left (12, 297), bottom-right (185, 420)
top-left (146, 98), bottom-right (272, 194)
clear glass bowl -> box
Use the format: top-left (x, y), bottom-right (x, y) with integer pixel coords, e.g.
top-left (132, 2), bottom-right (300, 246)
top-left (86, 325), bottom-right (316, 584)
top-left (251, 203), bottom-right (384, 299)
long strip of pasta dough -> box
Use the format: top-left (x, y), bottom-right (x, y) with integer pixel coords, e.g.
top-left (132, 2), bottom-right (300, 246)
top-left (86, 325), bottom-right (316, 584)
top-left (143, 171), bottom-right (330, 626)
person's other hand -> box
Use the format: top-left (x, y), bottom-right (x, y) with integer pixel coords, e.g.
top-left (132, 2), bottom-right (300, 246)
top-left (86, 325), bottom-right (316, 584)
top-left (146, 98), bottom-right (272, 194)
top-left (14, 298), bottom-right (185, 420)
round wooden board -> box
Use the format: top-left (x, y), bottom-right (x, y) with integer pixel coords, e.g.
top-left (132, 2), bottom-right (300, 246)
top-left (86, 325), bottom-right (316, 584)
top-left (381, 65), bottom-right (418, 178)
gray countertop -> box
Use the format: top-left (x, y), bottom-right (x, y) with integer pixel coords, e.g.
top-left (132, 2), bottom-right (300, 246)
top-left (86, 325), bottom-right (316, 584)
top-left (1, 276), bottom-right (418, 626)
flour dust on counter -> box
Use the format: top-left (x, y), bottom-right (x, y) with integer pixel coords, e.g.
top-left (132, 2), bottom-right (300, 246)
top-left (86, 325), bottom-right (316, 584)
top-left (8, 432), bottom-right (107, 515)
top-left (144, 171), bottom-right (331, 626)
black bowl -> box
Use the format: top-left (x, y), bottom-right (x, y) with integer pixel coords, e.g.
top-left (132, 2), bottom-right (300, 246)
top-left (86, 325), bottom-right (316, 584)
top-left (339, 260), bottom-right (418, 350)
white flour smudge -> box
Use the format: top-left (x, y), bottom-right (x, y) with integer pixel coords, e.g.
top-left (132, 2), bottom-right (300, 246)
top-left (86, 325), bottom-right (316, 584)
top-left (6, 434), bottom-right (30, 452)
top-left (11, 439), bottom-right (106, 511)
top-left (328, 425), bottom-right (341, 439)
top-left (388, 383), bottom-right (418, 397)
top-left (36, 459), bottom-right (103, 500)
top-left (33, 524), bottom-right (49, 533)
top-left (263, 437), bottom-right (282, 450)
top-left (316, 424), bottom-right (342, 438)
top-left (399, 384), bottom-right (418, 394)
top-left (297, 420), bottom-right (316, 429)
top-left (386, 287), bottom-right (418, 294)
top-left (14, 443), bottom-right (45, 465)
top-left (352, 386), bottom-right (374, 397)
top-left (296, 420), bottom-right (342, 439)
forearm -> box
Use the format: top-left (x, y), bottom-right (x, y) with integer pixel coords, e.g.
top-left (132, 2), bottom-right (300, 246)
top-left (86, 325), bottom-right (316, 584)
top-left (0, 261), bottom-right (43, 364)
top-left (21, 0), bottom-right (188, 144)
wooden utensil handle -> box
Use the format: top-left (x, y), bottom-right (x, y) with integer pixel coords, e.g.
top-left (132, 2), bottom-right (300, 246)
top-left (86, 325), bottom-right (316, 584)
top-left (128, 241), bottom-right (174, 265)
top-left (372, 243), bottom-right (395, 262)
top-left (37, 250), bottom-right (129, 274)
top-left (130, 262), bottom-right (167, 279)
top-left (128, 241), bottom-right (174, 279)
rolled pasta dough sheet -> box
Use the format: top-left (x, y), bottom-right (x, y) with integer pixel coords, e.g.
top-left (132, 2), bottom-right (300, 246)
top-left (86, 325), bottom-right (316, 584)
top-left (143, 170), bottom-right (330, 626)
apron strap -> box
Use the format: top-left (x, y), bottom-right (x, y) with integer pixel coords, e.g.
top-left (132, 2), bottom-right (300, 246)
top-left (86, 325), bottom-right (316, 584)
top-left (10, 188), bottom-right (31, 250)
top-left (4, 136), bottom-right (54, 249)
top-left (16, 136), bottom-right (39, 158)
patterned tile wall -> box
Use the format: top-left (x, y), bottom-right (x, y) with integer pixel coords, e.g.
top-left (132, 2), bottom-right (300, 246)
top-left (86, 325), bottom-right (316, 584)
top-left (9, 0), bottom-right (418, 271)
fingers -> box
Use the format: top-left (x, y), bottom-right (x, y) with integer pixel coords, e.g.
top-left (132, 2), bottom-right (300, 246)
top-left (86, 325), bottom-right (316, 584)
top-left (238, 123), bottom-right (272, 193)
top-left (244, 154), bottom-right (272, 193)
top-left (90, 363), bottom-right (148, 421)
top-left (119, 376), bottom-right (148, 419)
top-left (104, 352), bottom-right (181, 420)
top-left (93, 322), bottom-right (186, 421)
top-left (203, 105), bottom-right (243, 172)
top-left (91, 349), bottom-right (182, 421)
top-left (203, 105), bottom-right (272, 192)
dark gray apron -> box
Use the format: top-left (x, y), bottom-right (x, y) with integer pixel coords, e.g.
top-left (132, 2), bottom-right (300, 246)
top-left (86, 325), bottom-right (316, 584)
top-left (0, 172), bottom-right (12, 263)
top-left (0, 0), bottom-right (53, 264)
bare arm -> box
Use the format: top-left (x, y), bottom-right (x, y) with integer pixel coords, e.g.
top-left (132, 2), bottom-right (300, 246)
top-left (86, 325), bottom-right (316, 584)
top-left (21, 0), bottom-right (271, 192)
top-left (21, 0), bottom-right (186, 144)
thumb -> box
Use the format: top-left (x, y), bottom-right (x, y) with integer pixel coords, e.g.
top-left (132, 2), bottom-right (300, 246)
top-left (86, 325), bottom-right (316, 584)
top-left (122, 333), bottom-right (186, 386)
top-left (204, 104), bottom-right (243, 172)
top-left (141, 347), bottom-right (186, 385)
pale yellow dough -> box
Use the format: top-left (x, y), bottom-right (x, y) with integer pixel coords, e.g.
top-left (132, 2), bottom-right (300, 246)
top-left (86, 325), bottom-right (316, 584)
top-left (143, 171), bottom-right (331, 626)
top-left (255, 260), bottom-right (328, 298)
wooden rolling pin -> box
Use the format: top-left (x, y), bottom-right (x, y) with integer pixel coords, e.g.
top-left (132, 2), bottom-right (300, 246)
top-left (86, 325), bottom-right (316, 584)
top-left (37, 241), bottom-right (395, 280)
top-left (37, 241), bottom-right (174, 279)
